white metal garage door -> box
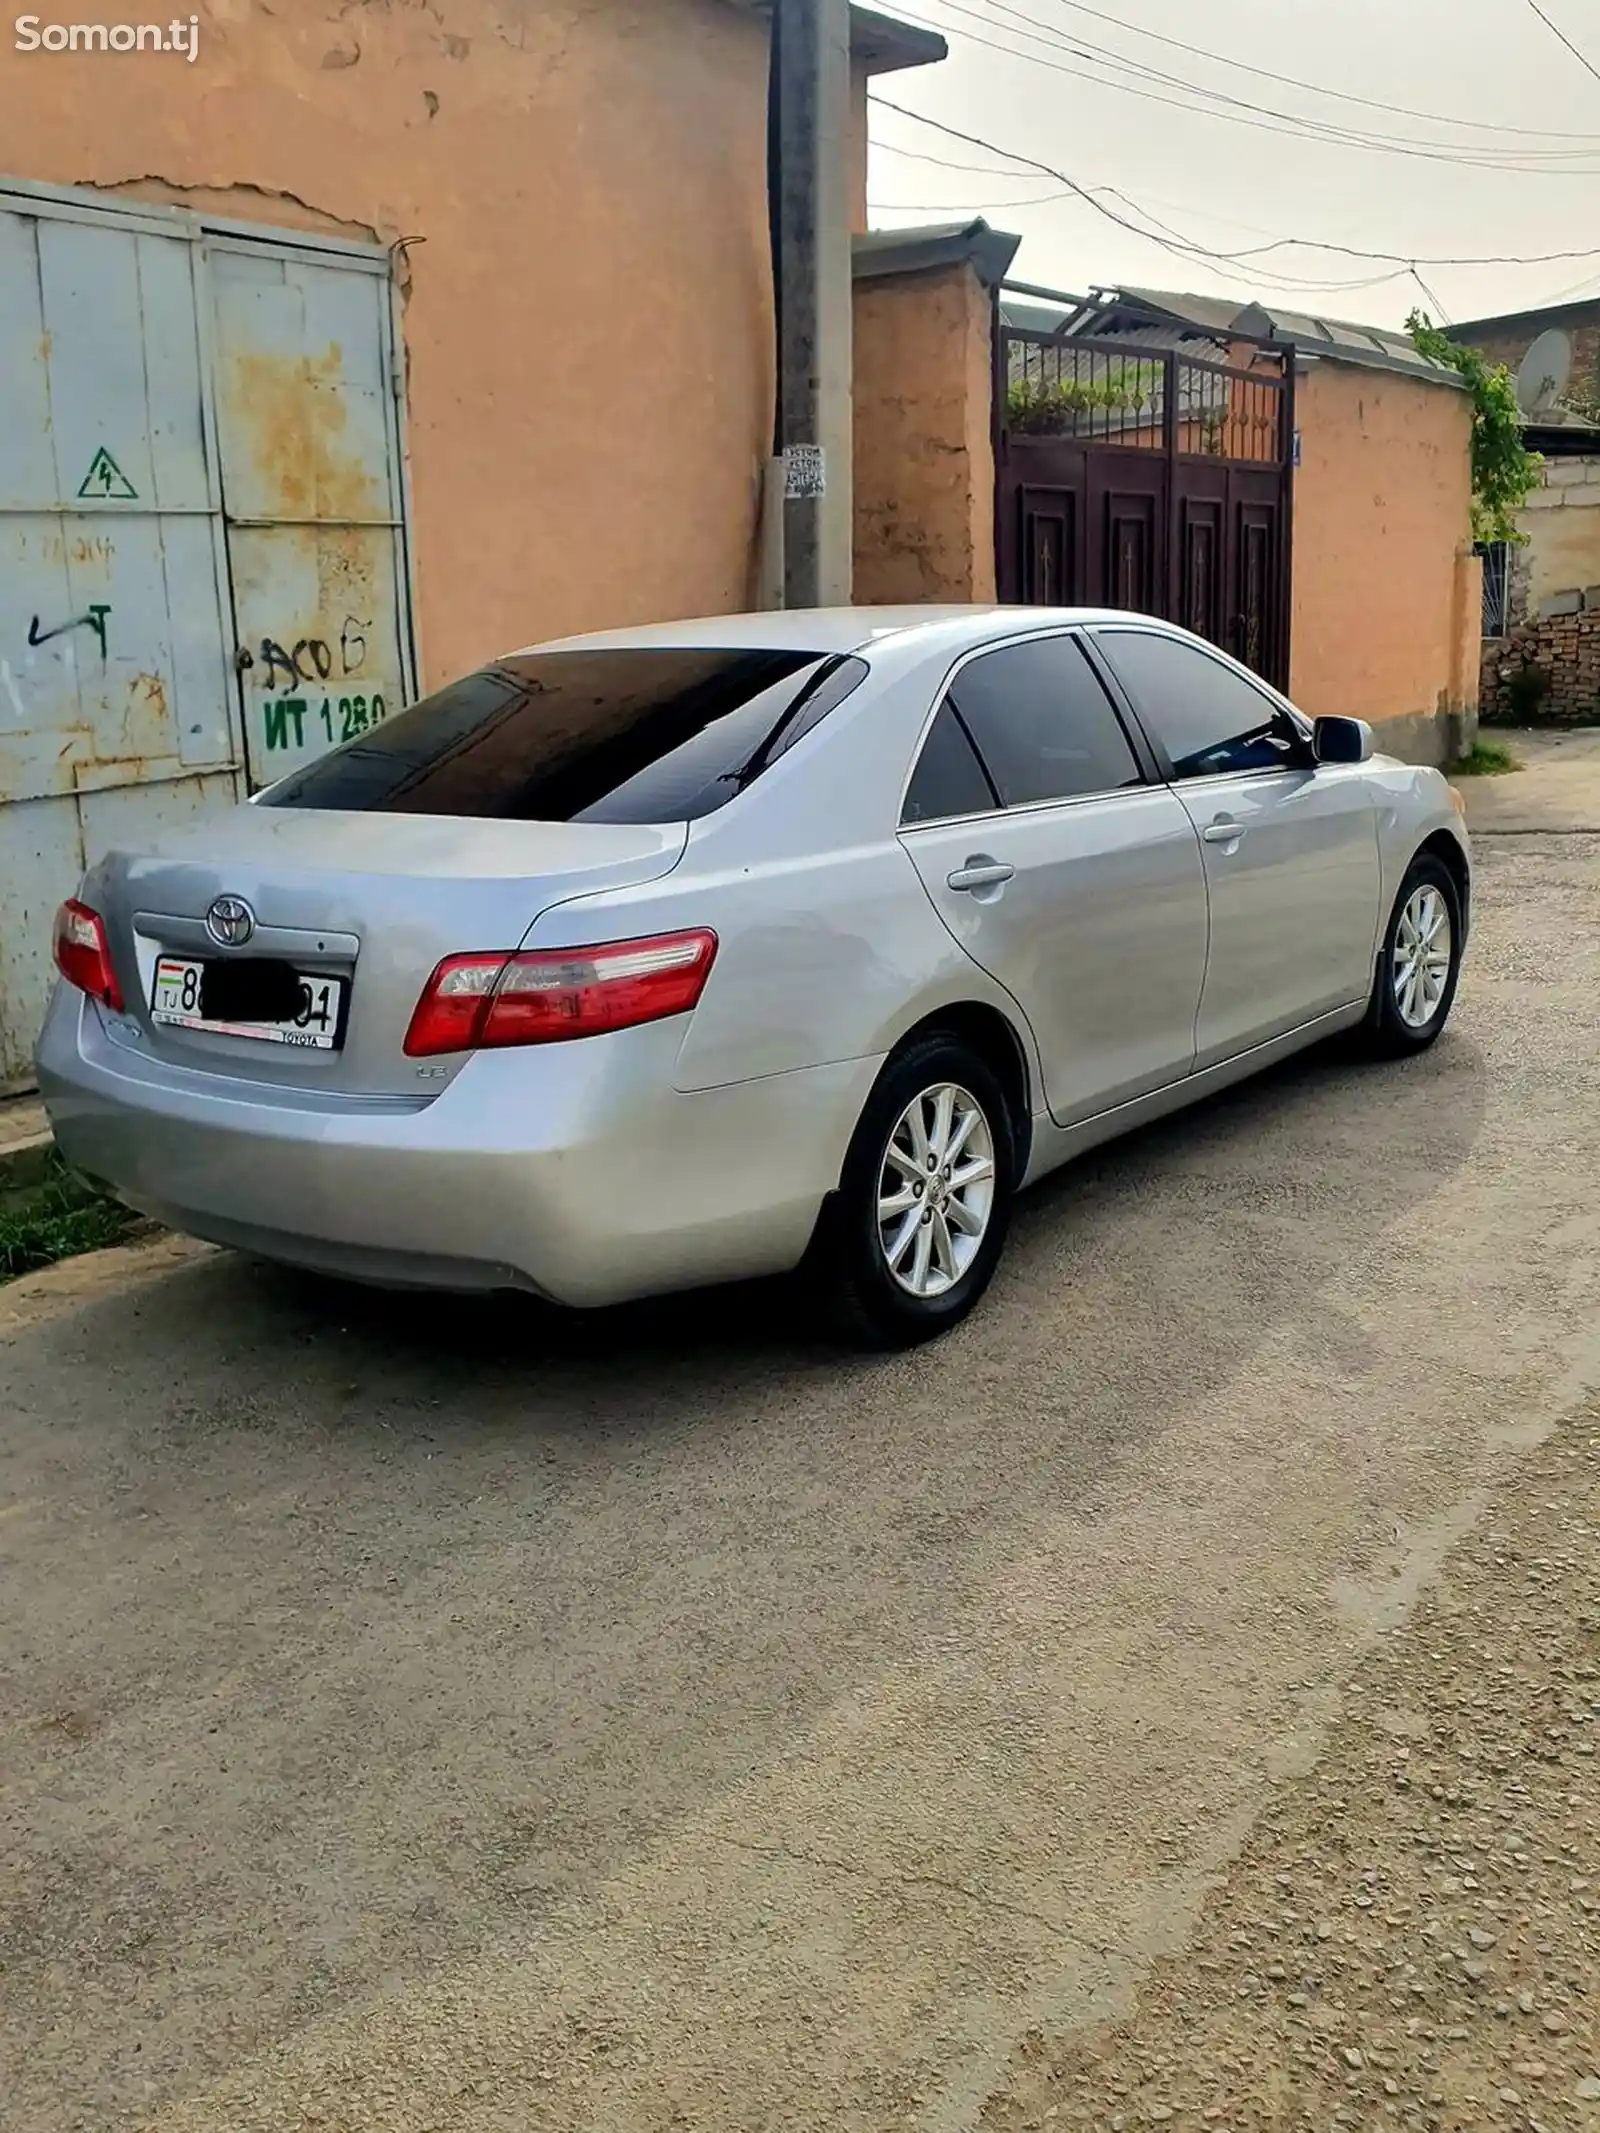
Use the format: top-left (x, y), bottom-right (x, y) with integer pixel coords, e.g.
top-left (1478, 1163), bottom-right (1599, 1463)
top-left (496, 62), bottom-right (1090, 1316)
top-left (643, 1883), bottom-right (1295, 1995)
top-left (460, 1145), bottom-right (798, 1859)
top-left (0, 180), bottom-right (418, 1089)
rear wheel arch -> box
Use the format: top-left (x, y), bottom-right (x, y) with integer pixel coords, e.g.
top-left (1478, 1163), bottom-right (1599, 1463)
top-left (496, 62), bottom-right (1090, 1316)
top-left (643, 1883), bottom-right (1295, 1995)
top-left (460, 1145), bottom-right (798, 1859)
top-left (811, 1019), bottom-right (1021, 1345)
top-left (884, 1003), bottom-right (1034, 1182)
top-left (803, 1001), bottom-right (1034, 1284)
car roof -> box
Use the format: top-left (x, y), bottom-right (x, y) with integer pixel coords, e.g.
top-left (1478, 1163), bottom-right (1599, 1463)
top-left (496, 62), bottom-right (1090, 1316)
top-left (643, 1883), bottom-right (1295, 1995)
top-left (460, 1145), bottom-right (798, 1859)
top-left (522, 605), bottom-right (1167, 659)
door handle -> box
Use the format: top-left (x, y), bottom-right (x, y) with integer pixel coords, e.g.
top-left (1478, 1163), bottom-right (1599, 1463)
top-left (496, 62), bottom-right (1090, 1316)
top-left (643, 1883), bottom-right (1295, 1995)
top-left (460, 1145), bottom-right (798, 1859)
top-left (1202, 819), bottom-right (1245, 846)
top-left (947, 859), bottom-right (1016, 891)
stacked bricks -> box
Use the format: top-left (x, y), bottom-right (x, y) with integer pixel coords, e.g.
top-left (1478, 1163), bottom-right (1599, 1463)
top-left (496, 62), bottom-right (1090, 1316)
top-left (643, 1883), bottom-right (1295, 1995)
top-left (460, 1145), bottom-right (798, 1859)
top-left (1482, 610), bottom-right (1600, 723)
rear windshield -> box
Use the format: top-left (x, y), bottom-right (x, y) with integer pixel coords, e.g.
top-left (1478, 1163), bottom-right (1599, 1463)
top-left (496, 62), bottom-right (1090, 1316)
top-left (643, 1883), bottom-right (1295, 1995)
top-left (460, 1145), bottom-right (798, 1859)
top-left (259, 648), bottom-right (868, 821)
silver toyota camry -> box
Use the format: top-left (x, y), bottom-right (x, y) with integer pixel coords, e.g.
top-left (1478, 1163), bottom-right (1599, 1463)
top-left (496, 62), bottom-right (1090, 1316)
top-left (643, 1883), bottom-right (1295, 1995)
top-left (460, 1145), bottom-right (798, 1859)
top-left (37, 607), bottom-right (1470, 1346)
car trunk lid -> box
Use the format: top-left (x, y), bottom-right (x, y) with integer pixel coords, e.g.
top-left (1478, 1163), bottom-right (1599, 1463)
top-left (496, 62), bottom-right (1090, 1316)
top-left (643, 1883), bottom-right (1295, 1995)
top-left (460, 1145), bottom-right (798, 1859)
top-left (87, 806), bottom-right (687, 1098)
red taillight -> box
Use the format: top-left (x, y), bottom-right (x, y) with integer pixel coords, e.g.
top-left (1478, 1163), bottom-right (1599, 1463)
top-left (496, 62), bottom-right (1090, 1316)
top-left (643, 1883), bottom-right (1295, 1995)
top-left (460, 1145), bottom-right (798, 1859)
top-left (403, 929), bottom-right (718, 1058)
top-left (53, 898), bottom-right (124, 1012)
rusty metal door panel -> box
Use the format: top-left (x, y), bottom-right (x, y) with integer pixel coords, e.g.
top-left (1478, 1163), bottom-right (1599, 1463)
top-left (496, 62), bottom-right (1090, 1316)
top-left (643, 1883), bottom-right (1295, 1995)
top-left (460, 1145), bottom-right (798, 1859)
top-left (0, 208), bottom-right (58, 509)
top-left (207, 242), bottom-right (415, 787)
top-left (1, 512), bottom-right (238, 800)
top-left (224, 524), bottom-right (403, 780)
top-left (0, 207), bottom-right (237, 803)
top-left (34, 210), bottom-right (212, 513)
top-left (0, 793), bottom-right (88, 1088)
top-left (0, 185), bottom-right (417, 1083)
top-left (0, 196), bottom-right (242, 1083)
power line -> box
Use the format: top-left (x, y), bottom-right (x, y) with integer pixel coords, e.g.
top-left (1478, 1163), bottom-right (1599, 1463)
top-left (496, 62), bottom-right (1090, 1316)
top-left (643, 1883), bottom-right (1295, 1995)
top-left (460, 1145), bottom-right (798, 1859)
top-left (871, 138), bottom-right (1285, 234)
top-left (872, 138), bottom-right (1056, 179)
top-left (868, 186), bottom-right (1420, 291)
top-left (872, 136), bottom-right (1330, 246)
top-left (1528, 266), bottom-right (1600, 304)
top-left (975, 0), bottom-right (1600, 158)
top-left (870, 94), bottom-right (1249, 271)
top-left (869, 95), bottom-right (1600, 272)
top-left (895, 0), bottom-right (1600, 170)
top-left (1005, 0), bottom-right (1600, 140)
top-left (1409, 268), bottom-right (1454, 323)
top-left (867, 191), bottom-right (1068, 209)
top-left (869, 100), bottom-right (1424, 287)
top-left (867, 192), bottom-right (1420, 292)
top-left (1523, 0), bottom-right (1600, 89)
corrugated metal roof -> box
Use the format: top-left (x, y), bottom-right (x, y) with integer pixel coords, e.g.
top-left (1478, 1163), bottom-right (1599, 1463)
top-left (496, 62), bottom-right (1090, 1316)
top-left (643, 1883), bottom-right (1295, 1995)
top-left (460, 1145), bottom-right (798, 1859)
top-left (1100, 287), bottom-right (1463, 387)
top-left (999, 297), bottom-right (1075, 337)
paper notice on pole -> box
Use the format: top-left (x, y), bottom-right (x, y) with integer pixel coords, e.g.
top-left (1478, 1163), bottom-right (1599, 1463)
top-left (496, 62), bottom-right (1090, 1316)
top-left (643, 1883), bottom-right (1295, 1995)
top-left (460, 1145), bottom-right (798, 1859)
top-left (784, 444), bottom-right (827, 500)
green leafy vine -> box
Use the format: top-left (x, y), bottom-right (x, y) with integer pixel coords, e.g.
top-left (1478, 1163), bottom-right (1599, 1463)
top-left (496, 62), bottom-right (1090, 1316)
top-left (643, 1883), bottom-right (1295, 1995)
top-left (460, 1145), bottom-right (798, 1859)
top-left (1407, 311), bottom-right (1542, 545)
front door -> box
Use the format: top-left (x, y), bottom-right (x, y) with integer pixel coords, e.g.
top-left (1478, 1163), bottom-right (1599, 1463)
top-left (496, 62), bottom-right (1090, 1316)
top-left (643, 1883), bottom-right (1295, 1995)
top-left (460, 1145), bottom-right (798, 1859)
top-left (897, 635), bottom-right (1210, 1125)
top-left (1094, 626), bottom-right (1381, 1065)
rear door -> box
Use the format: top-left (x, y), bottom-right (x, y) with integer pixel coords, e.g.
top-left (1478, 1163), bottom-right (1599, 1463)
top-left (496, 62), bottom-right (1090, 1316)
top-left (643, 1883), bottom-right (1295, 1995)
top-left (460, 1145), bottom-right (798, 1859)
top-left (898, 632), bottom-right (1209, 1127)
top-left (1094, 627), bottom-right (1380, 1065)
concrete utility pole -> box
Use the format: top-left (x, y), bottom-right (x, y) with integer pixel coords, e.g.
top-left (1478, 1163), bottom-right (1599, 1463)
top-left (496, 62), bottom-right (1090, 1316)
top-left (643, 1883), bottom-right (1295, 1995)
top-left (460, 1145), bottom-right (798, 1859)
top-left (771, 0), bottom-right (854, 608)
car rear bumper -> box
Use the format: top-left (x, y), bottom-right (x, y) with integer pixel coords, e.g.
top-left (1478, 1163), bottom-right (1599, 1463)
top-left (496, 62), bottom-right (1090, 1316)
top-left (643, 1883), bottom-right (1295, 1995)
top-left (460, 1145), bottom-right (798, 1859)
top-left (36, 986), bottom-right (880, 1307)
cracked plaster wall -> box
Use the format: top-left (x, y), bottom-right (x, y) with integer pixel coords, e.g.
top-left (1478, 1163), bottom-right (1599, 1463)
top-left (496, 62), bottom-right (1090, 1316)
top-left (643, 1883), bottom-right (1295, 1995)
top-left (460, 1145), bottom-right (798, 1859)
top-left (1290, 362), bottom-right (1480, 764)
top-left (2, 0), bottom-right (795, 683)
top-left (853, 262), bottom-right (997, 605)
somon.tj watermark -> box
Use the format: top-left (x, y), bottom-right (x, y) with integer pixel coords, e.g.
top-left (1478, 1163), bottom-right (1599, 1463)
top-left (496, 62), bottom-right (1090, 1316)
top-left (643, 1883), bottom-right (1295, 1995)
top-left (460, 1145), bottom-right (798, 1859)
top-left (15, 13), bottom-right (199, 56)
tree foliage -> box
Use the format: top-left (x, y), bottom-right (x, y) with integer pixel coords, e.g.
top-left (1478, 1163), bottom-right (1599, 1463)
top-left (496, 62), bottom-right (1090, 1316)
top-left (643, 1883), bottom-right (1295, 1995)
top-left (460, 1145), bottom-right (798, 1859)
top-left (1407, 311), bottom-right (1542, 545)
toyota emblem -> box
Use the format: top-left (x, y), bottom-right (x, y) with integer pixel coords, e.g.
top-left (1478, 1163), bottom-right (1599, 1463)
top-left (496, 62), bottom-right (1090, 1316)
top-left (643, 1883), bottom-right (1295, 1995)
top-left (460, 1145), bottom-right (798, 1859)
top-left (205, 895), bottom-right (256, 949)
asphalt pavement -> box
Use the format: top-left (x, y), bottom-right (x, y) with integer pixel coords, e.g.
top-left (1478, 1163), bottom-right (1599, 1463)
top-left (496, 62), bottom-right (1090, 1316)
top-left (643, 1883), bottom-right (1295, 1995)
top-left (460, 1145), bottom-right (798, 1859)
top-left (2, 813), bottom-right (1598, 2133)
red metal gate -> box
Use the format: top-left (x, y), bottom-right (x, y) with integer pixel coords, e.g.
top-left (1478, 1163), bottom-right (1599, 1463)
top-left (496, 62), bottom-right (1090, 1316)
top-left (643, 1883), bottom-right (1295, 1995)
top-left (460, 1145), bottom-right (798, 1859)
top-left (995, 309), bottom-right (1295, 690)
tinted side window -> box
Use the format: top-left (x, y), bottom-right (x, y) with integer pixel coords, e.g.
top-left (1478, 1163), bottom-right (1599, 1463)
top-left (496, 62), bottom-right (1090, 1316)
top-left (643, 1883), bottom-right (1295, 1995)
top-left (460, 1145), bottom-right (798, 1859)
top-left (1096, 631), bottom-right (1300, 780)
top-left (946, 637), bottom-right (1141, 807)
top-left (902, 702), bottom-right (999, 824)
top-left (259, 650), bottom-right (867, 822)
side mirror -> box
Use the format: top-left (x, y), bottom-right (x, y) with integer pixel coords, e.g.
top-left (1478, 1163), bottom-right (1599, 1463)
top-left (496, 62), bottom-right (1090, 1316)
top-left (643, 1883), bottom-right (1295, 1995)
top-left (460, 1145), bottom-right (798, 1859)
top-left (1313, 715), bottom-right (1373, 765)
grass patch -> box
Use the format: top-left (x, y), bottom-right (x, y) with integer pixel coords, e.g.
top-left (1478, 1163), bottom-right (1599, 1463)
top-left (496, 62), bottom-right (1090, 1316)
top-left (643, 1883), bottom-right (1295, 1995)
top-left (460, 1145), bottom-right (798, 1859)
top-left (1447, 739), bottom-right (1520, 777)
top-left (0, 1157), bottom-right (141, 1282)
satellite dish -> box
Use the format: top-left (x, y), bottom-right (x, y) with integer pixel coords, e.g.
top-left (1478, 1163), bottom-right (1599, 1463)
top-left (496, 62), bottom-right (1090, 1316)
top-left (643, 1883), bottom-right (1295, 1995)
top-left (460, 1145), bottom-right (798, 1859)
top-left (1516, 328), bottom-right (1573, 415)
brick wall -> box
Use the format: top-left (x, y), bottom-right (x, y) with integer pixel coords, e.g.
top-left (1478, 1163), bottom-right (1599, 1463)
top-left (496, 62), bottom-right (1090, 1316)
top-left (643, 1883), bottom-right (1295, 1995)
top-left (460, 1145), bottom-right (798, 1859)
top-left (1458, 317), bottom-right (1600, 401)
top-left (1482, 611), bottom-right (1600, 723)
top-left (1480, 449), bottom-right (1600, 720)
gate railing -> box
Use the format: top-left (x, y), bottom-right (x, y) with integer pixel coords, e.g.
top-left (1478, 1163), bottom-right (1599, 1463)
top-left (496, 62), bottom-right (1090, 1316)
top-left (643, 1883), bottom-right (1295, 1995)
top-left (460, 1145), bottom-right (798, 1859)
top-left (1001, 324), bottom-right (1293, 468)
top-left (993, 294), bottom-right (1297, 689)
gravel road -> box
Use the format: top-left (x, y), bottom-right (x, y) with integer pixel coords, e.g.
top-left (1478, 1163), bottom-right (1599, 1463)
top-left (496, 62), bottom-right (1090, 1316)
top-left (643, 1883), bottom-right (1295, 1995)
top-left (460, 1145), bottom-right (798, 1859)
top-left (2, 828), bottom-right (1598, 2133)
top-left (983, 1404), bottom-right (1600, 2133)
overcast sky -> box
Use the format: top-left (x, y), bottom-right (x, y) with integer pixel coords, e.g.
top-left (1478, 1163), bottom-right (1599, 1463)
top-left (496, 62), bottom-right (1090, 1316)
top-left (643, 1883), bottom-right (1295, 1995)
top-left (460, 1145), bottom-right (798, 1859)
top-left (867, 0), bottom-right (1600, 331)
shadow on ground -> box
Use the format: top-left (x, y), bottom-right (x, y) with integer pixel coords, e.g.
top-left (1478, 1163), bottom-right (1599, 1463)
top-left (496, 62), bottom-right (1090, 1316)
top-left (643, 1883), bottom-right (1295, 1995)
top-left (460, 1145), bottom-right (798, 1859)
top-left (0, 1021), bottom-right (1491, 2131)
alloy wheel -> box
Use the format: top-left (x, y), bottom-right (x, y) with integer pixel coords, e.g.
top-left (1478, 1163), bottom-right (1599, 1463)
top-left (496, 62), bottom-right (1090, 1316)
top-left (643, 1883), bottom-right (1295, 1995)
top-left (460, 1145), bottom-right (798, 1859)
top-left (876, 1082), bottom-right (996, 1300)
top-left (1393, 883), bottom-right (1453, 1030)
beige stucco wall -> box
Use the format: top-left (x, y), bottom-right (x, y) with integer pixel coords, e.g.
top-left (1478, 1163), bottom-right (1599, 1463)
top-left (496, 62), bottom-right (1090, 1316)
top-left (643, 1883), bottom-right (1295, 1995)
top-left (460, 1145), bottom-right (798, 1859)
top-left (1291, 362), bottom-right (1478, 761)
top-left (1515, 458), bottom-right (1600, 614)
top-left (1, 0), bottom-right (776, 688)
top-left (853, 262), bottom-right (996, 603)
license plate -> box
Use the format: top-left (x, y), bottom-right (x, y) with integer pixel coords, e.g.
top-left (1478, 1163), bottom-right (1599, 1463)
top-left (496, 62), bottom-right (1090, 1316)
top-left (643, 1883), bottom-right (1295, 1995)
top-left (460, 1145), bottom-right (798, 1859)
top-left (150, 957), bottom-right (346, 1049)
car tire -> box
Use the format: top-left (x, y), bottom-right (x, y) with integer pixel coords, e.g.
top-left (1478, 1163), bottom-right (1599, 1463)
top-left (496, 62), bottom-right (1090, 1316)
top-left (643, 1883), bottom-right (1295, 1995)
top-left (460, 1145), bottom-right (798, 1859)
top-left (1357, 851), bottom-right (1464, 1058)
top-left (815, 1033), bottom-right (1016, 1349)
